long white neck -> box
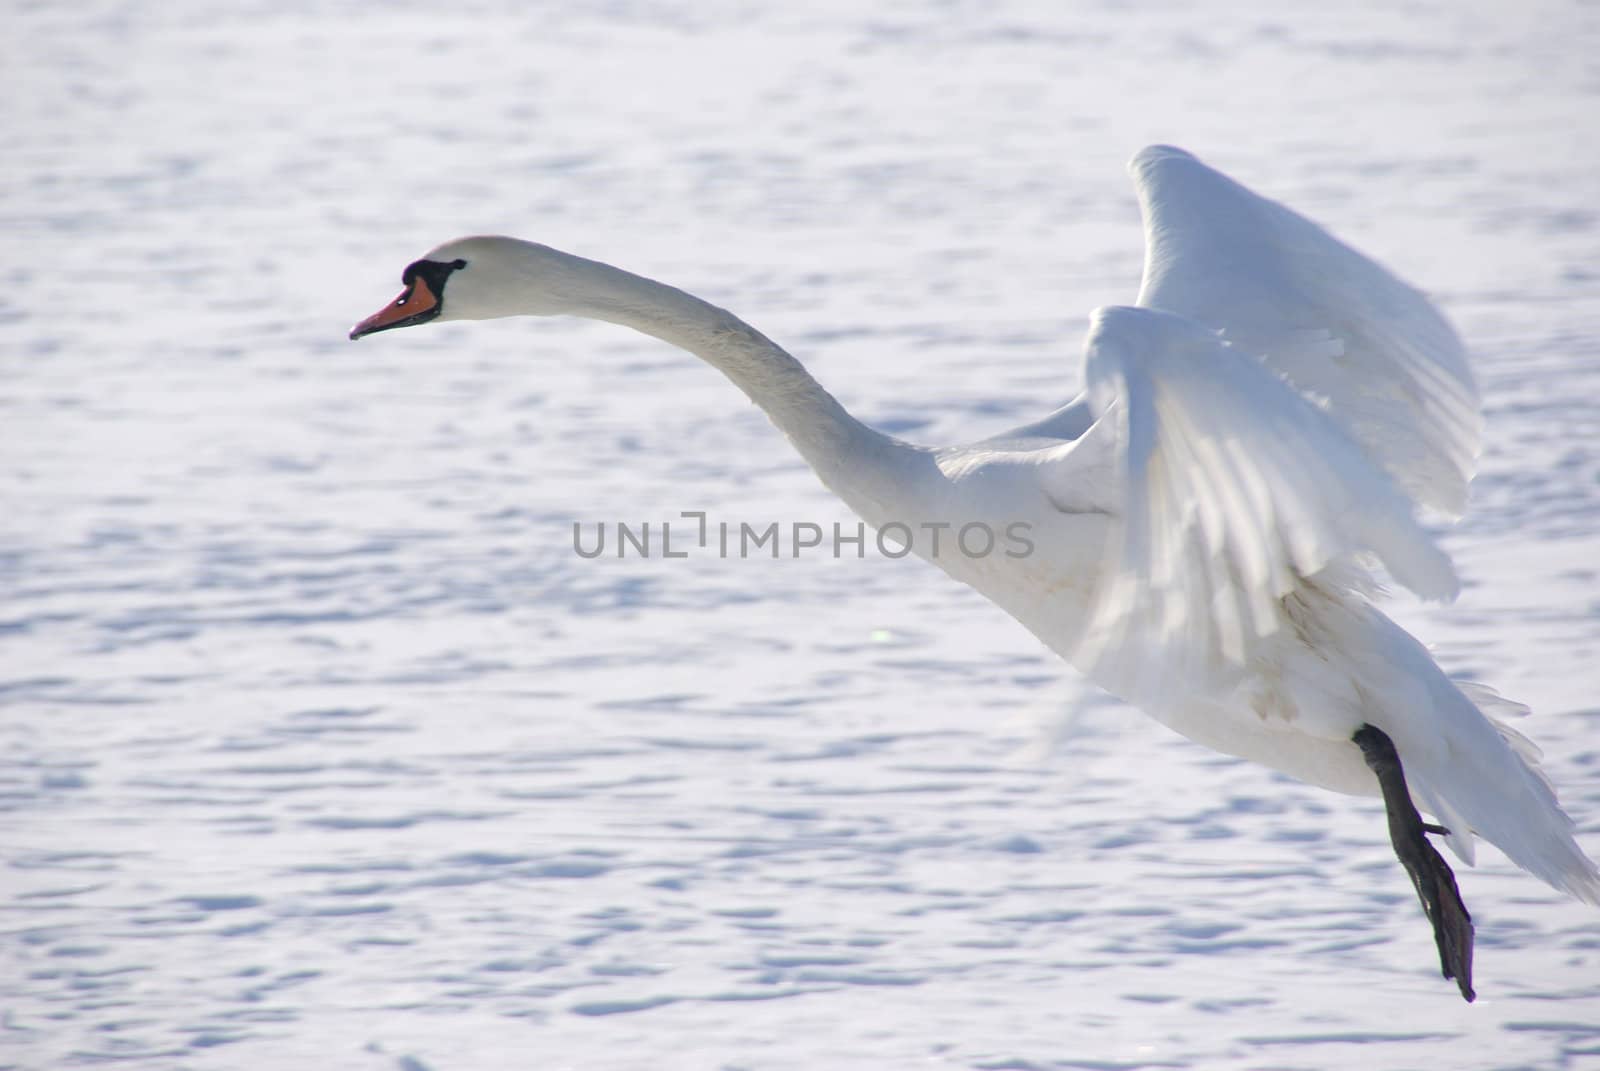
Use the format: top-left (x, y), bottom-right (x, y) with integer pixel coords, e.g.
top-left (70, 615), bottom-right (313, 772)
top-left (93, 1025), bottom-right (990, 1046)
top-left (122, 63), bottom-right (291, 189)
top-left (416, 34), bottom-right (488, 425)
top-left (507, 246), bottom-right (931, 515)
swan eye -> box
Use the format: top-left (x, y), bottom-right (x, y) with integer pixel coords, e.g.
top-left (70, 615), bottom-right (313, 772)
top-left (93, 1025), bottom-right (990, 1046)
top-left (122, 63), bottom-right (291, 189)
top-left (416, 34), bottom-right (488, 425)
top-left (400, 258), bottom-right (465, 288)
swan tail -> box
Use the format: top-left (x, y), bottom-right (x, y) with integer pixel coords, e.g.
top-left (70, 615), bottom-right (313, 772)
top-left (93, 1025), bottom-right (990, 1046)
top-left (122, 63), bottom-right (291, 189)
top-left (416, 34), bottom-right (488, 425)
top-left (1373, 633), bottom-right (1600, 906)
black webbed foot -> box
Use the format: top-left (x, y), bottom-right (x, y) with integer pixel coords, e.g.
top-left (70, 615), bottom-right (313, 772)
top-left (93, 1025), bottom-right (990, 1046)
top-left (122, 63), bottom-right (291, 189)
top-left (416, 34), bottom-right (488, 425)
top-left (1353, 724), bottom-right (1476, 1002)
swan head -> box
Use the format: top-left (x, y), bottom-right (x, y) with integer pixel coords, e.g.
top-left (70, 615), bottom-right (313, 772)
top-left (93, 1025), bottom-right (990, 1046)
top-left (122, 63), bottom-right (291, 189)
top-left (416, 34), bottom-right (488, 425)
top-left (349, 236), bottom-right (575, 340)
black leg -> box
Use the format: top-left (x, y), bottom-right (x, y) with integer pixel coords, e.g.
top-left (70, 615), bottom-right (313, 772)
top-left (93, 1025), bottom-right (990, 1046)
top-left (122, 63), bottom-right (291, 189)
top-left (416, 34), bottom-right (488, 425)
top-left (1352, 724), bottom-right (1475, 1002)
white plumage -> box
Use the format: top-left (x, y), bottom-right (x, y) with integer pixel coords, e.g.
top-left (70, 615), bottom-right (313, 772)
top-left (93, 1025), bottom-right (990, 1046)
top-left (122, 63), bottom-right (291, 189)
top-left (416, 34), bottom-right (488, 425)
top-left (352, 145), bottom-right (1600, 996)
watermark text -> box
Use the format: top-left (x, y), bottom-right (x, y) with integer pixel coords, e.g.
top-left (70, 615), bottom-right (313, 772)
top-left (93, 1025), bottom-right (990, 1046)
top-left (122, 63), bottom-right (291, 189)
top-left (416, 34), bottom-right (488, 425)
top-left (572, 511), bottom-right (1034, 560)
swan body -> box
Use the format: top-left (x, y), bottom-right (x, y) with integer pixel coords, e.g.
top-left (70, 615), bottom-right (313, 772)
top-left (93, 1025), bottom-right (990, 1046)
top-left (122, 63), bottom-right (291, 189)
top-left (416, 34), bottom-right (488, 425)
top-left (351, 146), bottom-right (1600, 997)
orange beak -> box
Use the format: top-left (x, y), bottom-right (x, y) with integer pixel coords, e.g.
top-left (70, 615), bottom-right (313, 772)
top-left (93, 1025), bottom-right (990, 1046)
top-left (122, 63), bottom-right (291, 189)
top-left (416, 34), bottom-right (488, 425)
top-left (349, 275), bottom-right (441, 340)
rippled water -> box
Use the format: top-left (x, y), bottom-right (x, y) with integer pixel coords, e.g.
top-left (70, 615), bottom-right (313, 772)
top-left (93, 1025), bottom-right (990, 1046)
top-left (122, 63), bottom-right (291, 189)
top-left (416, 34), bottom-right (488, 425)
top-left (5, 2), bottom-right (1600, 1068)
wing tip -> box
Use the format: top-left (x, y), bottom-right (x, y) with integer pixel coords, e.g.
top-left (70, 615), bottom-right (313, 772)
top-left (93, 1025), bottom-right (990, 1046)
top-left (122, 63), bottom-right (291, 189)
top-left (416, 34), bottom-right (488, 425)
top-left (1127, 145), bottom-right (1223, 201)
top-left (1128, 144), bottom-right (1199, 174)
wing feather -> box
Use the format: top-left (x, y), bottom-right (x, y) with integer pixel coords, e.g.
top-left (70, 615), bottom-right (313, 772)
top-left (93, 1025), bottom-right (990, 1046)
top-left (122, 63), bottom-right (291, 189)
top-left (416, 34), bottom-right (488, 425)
top-left (1128, 145), bottom-right (1480, 518)
top-left (1064, 305), bottom-right (1457, 695)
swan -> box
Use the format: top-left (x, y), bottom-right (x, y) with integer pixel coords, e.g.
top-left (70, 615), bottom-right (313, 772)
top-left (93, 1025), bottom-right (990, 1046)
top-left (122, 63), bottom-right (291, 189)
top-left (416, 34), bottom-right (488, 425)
top-left (350, 145), bottom-right (1599, 1001)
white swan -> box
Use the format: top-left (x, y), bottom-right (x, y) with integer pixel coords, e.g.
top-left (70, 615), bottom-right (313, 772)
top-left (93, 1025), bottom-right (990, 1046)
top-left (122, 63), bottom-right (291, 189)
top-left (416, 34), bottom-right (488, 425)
top-left (351, 145), bottom-right (1599, 1000)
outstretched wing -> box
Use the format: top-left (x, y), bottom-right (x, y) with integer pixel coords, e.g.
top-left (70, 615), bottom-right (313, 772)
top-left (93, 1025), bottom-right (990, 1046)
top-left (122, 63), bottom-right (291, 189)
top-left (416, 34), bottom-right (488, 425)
top-left (1128, 145), bottom-right (1480, 518)
top-left (1051, 305), bottom-right (1458, 697)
